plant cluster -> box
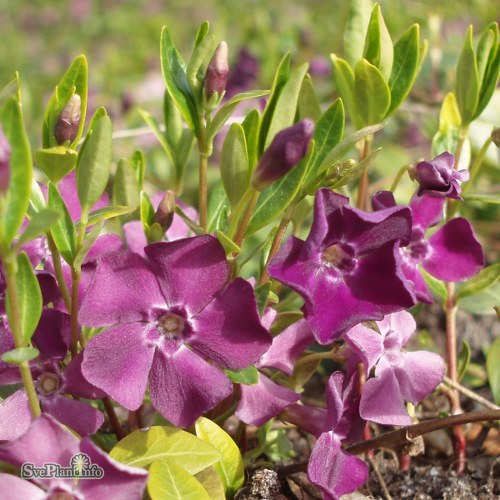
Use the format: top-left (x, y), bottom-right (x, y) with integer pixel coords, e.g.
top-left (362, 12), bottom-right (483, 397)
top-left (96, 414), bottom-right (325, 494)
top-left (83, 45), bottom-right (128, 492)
top-left (0, 1), bottom-right (499, 498)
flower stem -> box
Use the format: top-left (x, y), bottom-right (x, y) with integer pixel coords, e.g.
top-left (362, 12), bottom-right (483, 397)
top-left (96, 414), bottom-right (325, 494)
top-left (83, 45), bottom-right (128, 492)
top-left (103, 396), bottom-right (125, 440)
top-left (356, 136), bottom-right (372, 210)
top-left (197, 120), bottom-right (209, 232)
top-left (47, 235), bottom-right (71, 312)
top-left (2, 253), bottom-right (41, 417)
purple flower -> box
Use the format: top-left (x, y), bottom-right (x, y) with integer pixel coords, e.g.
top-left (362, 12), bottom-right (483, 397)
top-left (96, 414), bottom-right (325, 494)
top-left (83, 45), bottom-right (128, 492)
top-left (344, 311), bottom-right (445, 425)
top-left (373, 191), bottom-right (484, 303)
top-left (0, 414), bottom-right (148, 499)
top-left (205, 41), bottom-right (229, 99)
top-left (413, 152), bottom-right (469, 199)
top-left (79, 235), bottom-right (272, 428)
top-left (269, 188), bottom-right (415, 344)
top-left (307, 372), bottom-right (368, 500)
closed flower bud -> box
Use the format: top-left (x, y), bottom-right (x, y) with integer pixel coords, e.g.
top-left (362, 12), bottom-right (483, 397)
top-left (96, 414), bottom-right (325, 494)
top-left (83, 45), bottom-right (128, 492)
top-left (205, 41), bottom-right (229, 99)
top-left (154, 190), bottom-right (176, 233)
top-left (491, 128), bottom-right (500, 148)
top-left (251, 119), bottom-right (314, 191)
top-left (54, 93), bottom-right (81, 145)
top-left (0, 125), bottom-right (11, 194)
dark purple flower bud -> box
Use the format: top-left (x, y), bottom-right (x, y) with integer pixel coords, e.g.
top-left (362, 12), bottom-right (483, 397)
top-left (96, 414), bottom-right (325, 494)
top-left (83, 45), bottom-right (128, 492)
top-left (54, 93), bottom-right (81, 145)
top-left (491, 127), bottom-right (500, 148)
top-left (154, 190), bottom-right (176, 233)
top-left (205, 41), bottom-right (229, 99)
top-left (413, 152), bottom-right (469, 199)
top-left (251, 119), bottom-right (314, 191)
top-left (0, 125), bottom-right (11, 194)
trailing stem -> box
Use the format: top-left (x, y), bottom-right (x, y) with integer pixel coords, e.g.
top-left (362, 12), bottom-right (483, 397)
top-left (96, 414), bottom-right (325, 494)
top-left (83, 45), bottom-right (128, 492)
top-left (197, 118), bottom-right (209, 232)
top-left (356, 135), bottom-right (372, 210)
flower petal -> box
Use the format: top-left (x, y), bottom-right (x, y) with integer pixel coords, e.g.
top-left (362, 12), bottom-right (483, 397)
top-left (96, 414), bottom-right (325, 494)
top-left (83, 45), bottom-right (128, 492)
top-left (145, 235), bottom-right (228, 314)
top-left (377, 310), bottom-right (416, 347)
top-left (400, 258), bottom-right (434, 304)
top-left (0, 474), bottom-right (46, 500)
top-left (82, 324), bottom-right (155, 410)
top-left (62, 352), bottom-right (107, 399)
top-left (190, 278), bottom-right (271, 370)
top-left (235, 373), bottom-right (300, 426)
top-left (0, 390), bottom-right (31, 441)
top-left (32, 309), bottom-right (70, 359)
top-left (409, 194), bottom-right (445, 230)
top-left (424, 218), bottom-right (484, 282)
top-left (149, 345), bottom-right (233, 428)
top-left (123, 220), bottom-right (147, 256)
top-left (343, 324), bottom-right (383, 374)
top-left (79, 251), bottom-right (165, 327)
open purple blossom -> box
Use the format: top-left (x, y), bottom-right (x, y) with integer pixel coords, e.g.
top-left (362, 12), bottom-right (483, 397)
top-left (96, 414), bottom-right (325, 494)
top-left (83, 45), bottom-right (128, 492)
top-left (307, 372), bottom-right (368, 500)
top-left (269, 188), bottom-right (416, 344)
top-left (413, 152), bottom-right (468, 199)
top-left (0, 414), bottom-right (148, 499)
top-left (79, 235), bottom-right (272, 428)
top-left (373, 191), bottom-right (484, 303)
top-left (0, 309), bottom-right (105, 440)
top-left (344, 311), bottom-right (445, 425)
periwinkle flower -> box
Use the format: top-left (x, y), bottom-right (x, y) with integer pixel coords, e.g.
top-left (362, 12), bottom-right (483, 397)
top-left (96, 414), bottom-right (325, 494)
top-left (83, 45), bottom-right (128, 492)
top-left (344, 311), bottom-right (445, 425)
top-left (413, 152), bottom-right (469, 199)
top-left (269, 188), bottom-right (416, 344)
top-left (0, 414), bottom-right (148, 499)
top-left (54, 93), bottom-right (81, 145)
top-left (0, 124), bottom-right (11, 194)
top-left (79, 235), bottom-right (272, 428)
top-left (205, 41), bottom-right (229, 99)
top-left (373, 191), bottom-right (484, 303)
top-left (251, 119), bottom-right (314, 191)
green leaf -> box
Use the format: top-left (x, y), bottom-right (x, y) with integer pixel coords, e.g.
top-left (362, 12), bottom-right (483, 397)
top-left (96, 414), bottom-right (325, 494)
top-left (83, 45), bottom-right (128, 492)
top-left (329, 148), bottom-right (381, 189)
top-left (264, 62), bottom-right (309, 149)
top-left (140, 191), bottom-right (155, 229)
top-left (363, 4), bottom-right (393, 80)
top-left (195, 417), bottom-right (244, 496)
top-left (148, 461), bottom-right (210, 500)
top-left (455, 26), bottom-right (479, 125)
top-left (0, 96), bottom-right (32, 247)
top-left (476, 23), bottom-right (497, 84)
top-left (207, 181), bottom-right (230, 233)
top-left (6, 252), bottom-right (42, 343)
top-left (214, 230), bottom-right (239, 254)
top-left (112, 158), bottom-right (141, 222)
top-left (84, 205), bottom-right (136, 227)
top-left (331, 54), bottom-right (359, 127)
top-left (160, 27), bottom-right (198, 133)
top-left (344, 0), bottom-right (373, 66)
top-left (110, 426), bottom-right (221, 474)
top-left (76, 115), bottom-right (113, 220)
top-left (29, 179), bottom-right (47, 214)
top-left (138, 109), bottom-right (174, 164)
top-left (0, 74), bottom-right (20, 107)
top-left (42, 55), bottom-right (88, 148)
top-left (1, 347), bottom-right (39, 364)
top-left (73, 221), bottom-right (103, 271)
top-left (241, 109), bottom-right (261, 172)
top-left (459, 282), bottom-right (500, 315)
top-left (258, 53), bottom-right (291, 155)
top-left (297, 74), bottom-right (322, 122)
top-left (194, 466), bottom-right (225, 500)
top-left (486, 337), bottom-right (500, 405)
top-left (220, 123), bottom-right (249, 209)
top-left (35, 146), bottom-right (78, 184)
top-left (187, 33), bottom-right (217, 92)
top-left (48, 182), bottom-right (77, 264)
top-left (175, 206), bottom-right (204, 236)
top-left (194, 21), bottom-right (210, 48)
top-left (437, 92), bottom-right (462, 133)
top-left (303, 99), bottom-right (344, 187)
top-left (131, 150), bottom-right (145, 189)
top-left (255, 281), bottom-right (272, 316)
top-left (17, 209), bottom-right (60, 246)
top-left (354, 58), bottom-right (390, 126)
top-left (457, 341), bottom-right (471, 382)
top-left (456, 263), bottom-right (500, 300)
top-left (164, 91), bottom-right (184, 152)
top-left (387, 24), bottom-right (421, 116)
top-left (207, 90), bottom-right (269, 145)
top-left (421, 268), bottom-right (447, 300)
top-left (247, 142), bottom-right (315, 235)
top-left (224, 365), bottom-right (259, 385)
top-left (463, 193), bottom-right (500, 204)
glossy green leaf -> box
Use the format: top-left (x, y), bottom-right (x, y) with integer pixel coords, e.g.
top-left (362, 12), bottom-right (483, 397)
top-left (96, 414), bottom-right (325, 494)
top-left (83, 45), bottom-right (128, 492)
top-left (35, 146), bottom-right (78, 183)
top-left (457, 341), bottom-right (471, 382)
top-left (224, 365), bottom-right (259, 385)
top-left (148, 461), bottom-right (210, 500)
top-left (363, 4), bottom-right (393, 80)
top-left (258, 53), bottom-right (291, 155)
top-left (463, 193), bottom-right (500, 204)
top-left (1, 347), bottom-right (39, 365)
top-left (206, 90), bottom-right (269, 145)
top-left (354, 58), bottom-right (390, 126)
top-left (76, 115), bottom-right (112, 220)
top-left (214, 230), bottom-right (239, 255)
top-left (344, 0), bottom-right (373, 66)
top-left (140, 191), bottom-right (155, 229)
top-left (303, 99), bottom-right (344, 187)
top-left (387, 24), bottom-right (421, 116)
top-left (48, 182), bottom-right (77, 264)
top-left (138, 109), bottom-right (174, 164)
top-left (456, 263), bottom-right (500, 300)
top-left (73, 221), bottom-right (103, 271)
top-left (195, 466), bottom-right (225, 500)
top-left (6, 252), bottom-right (42, 343)
top-left (187, 33), bottom-right (217, 91)
top-left (207, 181), bottom-right (230, 233)
top-left (112, 158), bottom-right (141, 223)
top-left (486, 337), bottom-right (500, 405)
top-left (0, 96), bottom-right (32, 247)
top-left (220, 123), bottom-right (249, 209)
top-left (459, 282), bottom-right (500, 315)
top-left (195, 417), bottom-right (244, 496)
top-left (437, 92), bottom-right (461, 133)
top-left (164, 91), bottom-right (184, 152)
top-left (17, 209), bottom-right (60, 246)
top-left (29, 179), bottom-right (47, 214)
top-left (131, 150), bottom-right (145, 189)
top-left (194, 21), bottom-right (210, 48)
top-left (42, 55), bottom-right (88, 148)
top-left (160, 27), bottom-right (198, 133)
top-left (110, 426), bottom-right (221, 474)
top-left (0, 74), bottom-right (20, 107)
top-left (421, 268), bottom-right (447, 300)
top-left (84, 206), bottom-right (136, 227)
top-left (264, 62), bottom-right (309, 149)
top-left (297, 74), bottom-right (322, 122)
top-left (331, 54), bottom-right (359, 127)
top-left (241, 109), bottom-right (261, 172)
top-left (247, 143), bottom-right (314, 235)
top-left (455, 26), bottom-right (479, 125)
top-left (476, 23), bottom-right (497, 83)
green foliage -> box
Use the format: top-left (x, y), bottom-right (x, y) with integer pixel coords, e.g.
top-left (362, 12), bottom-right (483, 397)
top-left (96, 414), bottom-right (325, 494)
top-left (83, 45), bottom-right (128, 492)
top-left (486, 337), bottom-right (500, 405)
top-left (224, 365), bottom-right (259, 385)
top-left (456, 263), bottom-right (500, 300)
top-left (16, 208), bottom-right (60, 247)
top-left (1, 347), bottom-right (39, 364)
top-left (35, 147), bottom-right (78, 183)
